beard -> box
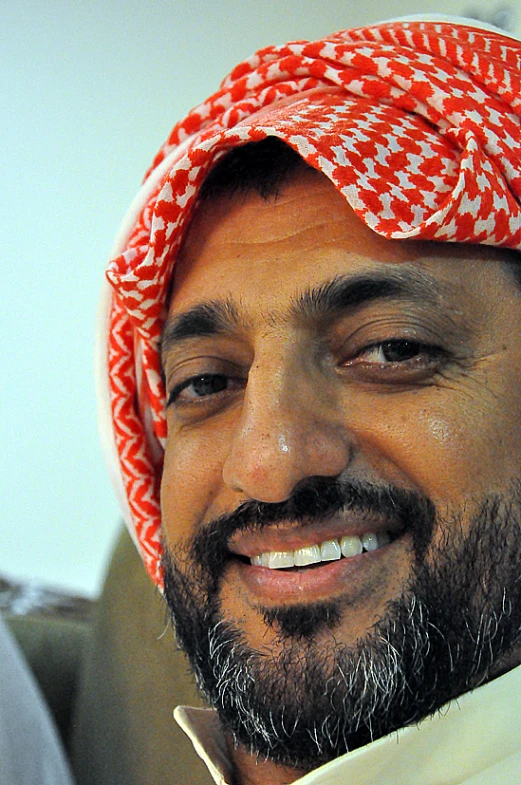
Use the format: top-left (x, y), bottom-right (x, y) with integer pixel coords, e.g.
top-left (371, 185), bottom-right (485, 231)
top-left (162, 478), bottom-right (521, 771)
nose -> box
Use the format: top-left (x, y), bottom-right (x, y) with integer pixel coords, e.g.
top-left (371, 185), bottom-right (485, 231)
top-left (222, 357), bottom-right (351, 503)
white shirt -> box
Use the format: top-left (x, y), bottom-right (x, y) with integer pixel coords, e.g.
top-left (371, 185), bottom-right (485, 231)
top-left (175, 663), bottom-right (521, 785)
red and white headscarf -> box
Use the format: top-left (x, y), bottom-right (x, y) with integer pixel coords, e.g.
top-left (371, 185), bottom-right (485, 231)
top-left (97, 17), bottom-right (521, 587)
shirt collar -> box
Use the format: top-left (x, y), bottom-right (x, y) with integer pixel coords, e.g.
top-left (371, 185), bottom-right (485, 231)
top-left (175, 663), bottom-right (521, 785)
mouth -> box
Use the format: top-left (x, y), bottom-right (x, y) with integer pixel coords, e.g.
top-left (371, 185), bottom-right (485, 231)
top-left (250, 530), bottom-right (392, 570)
top-left (223, 516), bottom-right (410, 605)
top-left (226, 524), bottom-right (405, 606)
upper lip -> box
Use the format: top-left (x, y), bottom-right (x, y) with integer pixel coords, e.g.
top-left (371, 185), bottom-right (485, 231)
top-left (227, 514), bottom-right (404, 558)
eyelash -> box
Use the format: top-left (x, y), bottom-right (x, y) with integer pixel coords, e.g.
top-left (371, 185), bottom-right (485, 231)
top-left (166, 339), bottom-right (445, 409)
top-left (352, 339), bottom-right (443, 365)
top-left (167, 374), bottom-right (243, 407)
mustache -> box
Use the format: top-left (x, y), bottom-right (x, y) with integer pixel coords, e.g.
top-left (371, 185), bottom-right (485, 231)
top-left (179, 477), bottom-right (436, 586)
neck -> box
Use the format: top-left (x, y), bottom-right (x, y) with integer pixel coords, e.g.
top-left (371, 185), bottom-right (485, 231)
top-left (226, 736), bottom-right (311, 785)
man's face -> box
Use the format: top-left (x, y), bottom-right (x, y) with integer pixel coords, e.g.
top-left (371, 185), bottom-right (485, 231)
top-left (160, 168), bottom-right (521, 767)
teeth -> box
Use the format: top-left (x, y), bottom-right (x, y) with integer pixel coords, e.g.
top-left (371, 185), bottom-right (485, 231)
top-left (267, 551), bottom-right (295, 569)
top-left (251, 552), bottom-right (294, 568)
top-left (251, 531), bottom-right (392, 569)
top-left (360, 532), bottom-right (379, 552)
top-left (340, 535), bottom-right (363, 558)
top-left (320, 539), bottom-right (341, 562)
top-left (294, 544), bottom-right (321, 567)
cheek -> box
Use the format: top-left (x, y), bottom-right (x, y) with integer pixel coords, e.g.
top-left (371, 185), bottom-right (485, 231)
top-left (367, 391), bottom-right (521, 506)
top-left (160, 426), bottom-right (229, 546)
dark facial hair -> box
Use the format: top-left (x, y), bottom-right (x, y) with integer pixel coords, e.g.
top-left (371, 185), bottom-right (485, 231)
top-left (162, 479), bottom-right (521, 770)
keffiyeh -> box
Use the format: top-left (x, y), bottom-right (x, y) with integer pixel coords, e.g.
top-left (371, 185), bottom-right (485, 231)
top-left (97, 18), bottom-right (521, 586)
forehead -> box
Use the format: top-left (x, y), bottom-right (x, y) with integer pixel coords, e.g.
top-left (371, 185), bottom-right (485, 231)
top-left (169, 169), bottom-right (514, 318)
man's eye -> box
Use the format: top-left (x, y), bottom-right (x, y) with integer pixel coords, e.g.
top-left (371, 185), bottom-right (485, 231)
top-left (361, 340), bottom-right (434, 364)
top-left (167, 374), bottom-right (234, 406)
top-left (344, 339), bottom-right (446, 383)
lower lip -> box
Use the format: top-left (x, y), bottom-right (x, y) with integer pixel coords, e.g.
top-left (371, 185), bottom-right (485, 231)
top-left (232, 540), bottom-right (400, 604)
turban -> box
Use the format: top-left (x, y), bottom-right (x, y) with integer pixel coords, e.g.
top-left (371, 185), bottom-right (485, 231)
top-left (97, 17), bottom-right (521, 587)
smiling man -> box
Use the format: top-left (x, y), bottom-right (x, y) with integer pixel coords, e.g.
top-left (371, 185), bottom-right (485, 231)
top-left (98, 17), bottom-right (521, 785)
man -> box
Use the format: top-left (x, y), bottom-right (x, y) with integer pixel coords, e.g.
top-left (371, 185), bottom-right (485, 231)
top-left (97, 16), bottom-right (521, 784)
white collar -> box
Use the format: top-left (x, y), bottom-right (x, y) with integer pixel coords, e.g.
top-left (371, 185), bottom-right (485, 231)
top-left (175, 663), bottom-right (521, 785)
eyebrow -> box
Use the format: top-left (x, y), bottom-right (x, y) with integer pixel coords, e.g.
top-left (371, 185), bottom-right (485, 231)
top-left (160, 298), bottom-right (241, 355)
top-left (292, 268), bottom-right (444, 322)
top-left (160, 268), bottom-right (446, 358)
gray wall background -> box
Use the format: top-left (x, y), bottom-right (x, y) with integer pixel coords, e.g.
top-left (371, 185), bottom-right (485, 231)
top-left (2, 0), bottom-right (519, 596)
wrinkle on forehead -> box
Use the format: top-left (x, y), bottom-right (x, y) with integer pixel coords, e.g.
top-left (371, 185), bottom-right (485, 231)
top-left (169, 171), bottom-right (521, 344)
